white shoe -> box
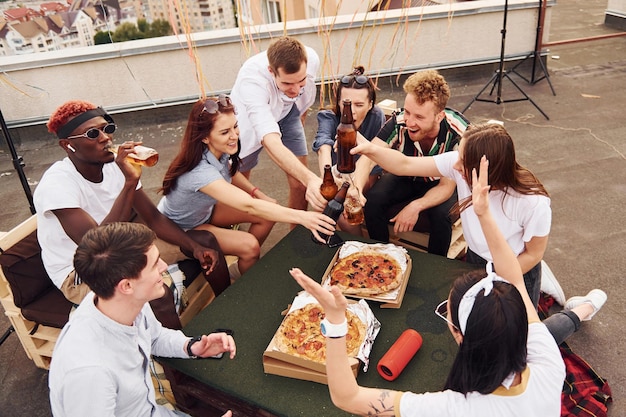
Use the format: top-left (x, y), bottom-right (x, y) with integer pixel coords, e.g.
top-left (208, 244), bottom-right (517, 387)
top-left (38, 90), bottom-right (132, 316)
top-left (540, 260), bottom-right (566, 305)
top-left (564, 289), bottom-right (607, 321)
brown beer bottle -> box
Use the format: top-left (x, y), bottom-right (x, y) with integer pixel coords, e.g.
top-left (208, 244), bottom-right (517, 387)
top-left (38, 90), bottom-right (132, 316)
top-left (336, 99), bottom-right (357, 173)
top-left (320, 164), bottom-right (339, 201)
top-left (312, 182), bottom-right (350, 245)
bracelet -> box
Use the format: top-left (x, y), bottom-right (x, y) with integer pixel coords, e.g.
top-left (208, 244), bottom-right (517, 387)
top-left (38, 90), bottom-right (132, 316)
top-left (250, 187), bottom-right (259, 197)
top-left (186, 336), bottom-right (202, 359)
top-left (320, 318), bottom-right (348, 338)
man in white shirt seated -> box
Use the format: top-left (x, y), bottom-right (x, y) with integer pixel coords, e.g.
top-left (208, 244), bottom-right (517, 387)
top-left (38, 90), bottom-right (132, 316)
top-left (49, 222), bottom-right (236, 417)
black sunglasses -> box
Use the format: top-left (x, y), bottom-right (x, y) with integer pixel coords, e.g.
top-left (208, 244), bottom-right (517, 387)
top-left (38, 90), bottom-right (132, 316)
top-left (202, 94), bottom-right (233, 114)
top-left (341, 74), bottom-right (369, 86)
top-left (66, 123), bottom-right (116, 140)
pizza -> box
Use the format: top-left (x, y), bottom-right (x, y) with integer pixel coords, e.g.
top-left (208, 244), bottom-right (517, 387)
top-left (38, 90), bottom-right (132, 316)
top-left (329, 251), bottom-right (403, 295)
top-left (275, 303), bottom-right (365, 363)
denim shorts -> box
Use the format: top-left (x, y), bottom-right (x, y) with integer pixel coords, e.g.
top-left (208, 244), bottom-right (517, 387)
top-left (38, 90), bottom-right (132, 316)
top-left (239, 103), bottom-right (308, 172)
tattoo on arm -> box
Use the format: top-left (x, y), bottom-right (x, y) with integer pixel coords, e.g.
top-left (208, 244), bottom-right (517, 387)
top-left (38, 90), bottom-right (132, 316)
top-left (366, 390), bottom-right (395, 416)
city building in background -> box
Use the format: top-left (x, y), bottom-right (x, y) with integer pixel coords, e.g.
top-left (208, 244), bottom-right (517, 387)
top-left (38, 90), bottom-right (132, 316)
top-left (0, 0), bottom-right (447, 55)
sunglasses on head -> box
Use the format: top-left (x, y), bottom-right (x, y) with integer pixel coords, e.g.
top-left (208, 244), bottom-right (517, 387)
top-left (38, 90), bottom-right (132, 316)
top-left (66, 123), bottom-right (116, 140)
top-left (341, 74), bottom-right (369, 86)
top-left (202, 94), bottom-right (233, 114)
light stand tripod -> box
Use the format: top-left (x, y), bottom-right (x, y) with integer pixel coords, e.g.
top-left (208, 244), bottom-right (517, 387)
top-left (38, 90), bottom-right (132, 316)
top-left (0, 107), bottom-right (35, 348)
top-left (510, 0), bottom-right (556, 95)
top-left (462, 0), bottom-right (549, 120)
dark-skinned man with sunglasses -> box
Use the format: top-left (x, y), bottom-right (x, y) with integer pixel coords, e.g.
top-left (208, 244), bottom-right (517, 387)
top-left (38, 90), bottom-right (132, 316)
top-left (33, 100), bottom-right (230, 329)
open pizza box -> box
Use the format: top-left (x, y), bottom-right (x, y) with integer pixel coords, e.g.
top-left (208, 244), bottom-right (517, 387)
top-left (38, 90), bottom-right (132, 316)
top-left (263, 293), bottom-right (380, 385)
top-left (321, 241), bottom-right (412, 309)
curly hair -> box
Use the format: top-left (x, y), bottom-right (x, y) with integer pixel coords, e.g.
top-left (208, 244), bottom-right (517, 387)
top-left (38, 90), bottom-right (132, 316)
top-left (47, 100), bottom-right (98, 135)
top-left (403, 70), bottom-right (450, 112)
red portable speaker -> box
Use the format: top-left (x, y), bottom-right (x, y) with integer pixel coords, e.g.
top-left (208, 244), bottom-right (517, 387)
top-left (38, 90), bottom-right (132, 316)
top-left (377, 329), bottom-right (423, 381)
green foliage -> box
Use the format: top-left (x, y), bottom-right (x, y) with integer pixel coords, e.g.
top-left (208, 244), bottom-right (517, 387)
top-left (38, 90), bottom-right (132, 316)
top-left (94, 31), bottom-right (113, 45)
top-left (148, 19), bottom-right (172, 37)
top-left (93, 19), bottom-right (172, 44)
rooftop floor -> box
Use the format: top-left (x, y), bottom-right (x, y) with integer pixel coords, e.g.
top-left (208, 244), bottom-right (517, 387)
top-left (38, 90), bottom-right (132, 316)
top-left (1, 0), bottom-right (625, 415)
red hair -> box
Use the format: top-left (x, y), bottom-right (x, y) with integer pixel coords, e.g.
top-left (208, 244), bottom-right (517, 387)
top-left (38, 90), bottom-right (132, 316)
top-left (47, 100), bottom-right (98, 134)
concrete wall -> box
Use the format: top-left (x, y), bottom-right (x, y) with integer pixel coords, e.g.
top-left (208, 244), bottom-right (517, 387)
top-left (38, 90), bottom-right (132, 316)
top-left (606, 0), bottom-right (626, 29)
top-left (0, 0), bottom-right (551, 127)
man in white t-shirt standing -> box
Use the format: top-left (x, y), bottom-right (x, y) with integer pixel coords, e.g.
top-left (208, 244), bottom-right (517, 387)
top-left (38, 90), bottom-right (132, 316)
top-left (230, 36), bottom-right (326, 212)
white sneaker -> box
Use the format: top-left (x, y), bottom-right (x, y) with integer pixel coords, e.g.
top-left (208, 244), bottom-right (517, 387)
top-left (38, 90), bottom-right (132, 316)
top-left (540, 260), bottom-right (566, 305)
top-left (564, 289), bottom-right (607, 321)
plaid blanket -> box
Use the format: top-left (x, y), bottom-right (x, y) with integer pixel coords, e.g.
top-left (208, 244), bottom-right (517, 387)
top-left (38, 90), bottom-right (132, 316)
top-left (538, 294), bottom-right (613, 417)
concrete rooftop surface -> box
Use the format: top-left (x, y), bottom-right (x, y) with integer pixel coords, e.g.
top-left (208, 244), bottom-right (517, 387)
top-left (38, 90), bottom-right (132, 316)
top-left (1, 0), bottom-right (625, 415)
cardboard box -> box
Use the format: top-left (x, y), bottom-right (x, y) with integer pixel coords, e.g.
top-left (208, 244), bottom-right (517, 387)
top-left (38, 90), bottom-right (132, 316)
top-left (377, 99), bottom-right (398, 117)
top-left (321, 247), bottom-right (412, 309)
top-left (263, 317), bottom-right (360, 384)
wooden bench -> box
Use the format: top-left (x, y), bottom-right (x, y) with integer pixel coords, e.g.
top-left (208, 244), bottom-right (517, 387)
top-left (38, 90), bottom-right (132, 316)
top-left (0, 215), bottom-right (71, 369)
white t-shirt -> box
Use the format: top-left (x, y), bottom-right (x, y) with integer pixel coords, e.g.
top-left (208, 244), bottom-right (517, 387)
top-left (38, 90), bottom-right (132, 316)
top-left (33, 159), bottom-right (139, 288)
top-left (230, 46), bottom-right (320, 159)
top-left (434, 151), bottom-right (551, 260)
top-left (397, 323), bottom-right (565, 417)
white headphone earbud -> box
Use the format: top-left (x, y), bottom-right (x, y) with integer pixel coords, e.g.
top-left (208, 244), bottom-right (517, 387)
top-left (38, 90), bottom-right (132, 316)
top-left (67, 144), bottom-right (76, 153)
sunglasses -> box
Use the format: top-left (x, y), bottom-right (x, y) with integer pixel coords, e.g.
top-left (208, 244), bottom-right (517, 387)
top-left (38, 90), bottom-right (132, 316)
top-left (435, 300), bottom-right (459, 330)
top-left (66, 123), bottom-right (117, 140)
top-left (202, 94), bottom-right (233, 114)
top-left (341, 74), bottom-right (369, 86)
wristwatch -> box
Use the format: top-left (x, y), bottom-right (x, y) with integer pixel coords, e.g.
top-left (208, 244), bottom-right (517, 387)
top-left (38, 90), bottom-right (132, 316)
top-left (320, 318), bottom-right (348, 338)
top-left (186, 336), bottom-right (202, 359)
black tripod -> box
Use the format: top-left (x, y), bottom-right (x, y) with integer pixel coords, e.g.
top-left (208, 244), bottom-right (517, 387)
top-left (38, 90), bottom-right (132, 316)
top-left (462, 0), bottom-right (549, 120)
top-left (0, 107), bottom-right (35, 348)
top-left (510, 0), bottom-right (556, 95)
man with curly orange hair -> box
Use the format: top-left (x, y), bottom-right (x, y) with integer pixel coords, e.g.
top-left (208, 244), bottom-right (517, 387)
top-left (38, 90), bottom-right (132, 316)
top-left (34, 100), bottom-right (230, 328)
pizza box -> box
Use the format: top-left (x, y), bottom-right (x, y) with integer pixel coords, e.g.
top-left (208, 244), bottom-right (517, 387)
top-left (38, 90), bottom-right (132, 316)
top-left (263, 344), bottom-right (359, 385)
top-left (263, 304), bottom-right (360, 380)
top-left (321, 242), bottom-right (412, 309)
top-left (263, 295), bottom-right (380, 385)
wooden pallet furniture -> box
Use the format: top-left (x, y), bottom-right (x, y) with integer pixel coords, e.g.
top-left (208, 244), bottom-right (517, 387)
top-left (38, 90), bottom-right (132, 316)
top-left (0, 215), bottom-right (71, 369)
top-left (387, 216), bottom-right (467, 260)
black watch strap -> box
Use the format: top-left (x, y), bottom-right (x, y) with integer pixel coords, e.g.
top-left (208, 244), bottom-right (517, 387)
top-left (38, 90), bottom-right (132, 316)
top-left (186, 336), bottom-right (202, 358)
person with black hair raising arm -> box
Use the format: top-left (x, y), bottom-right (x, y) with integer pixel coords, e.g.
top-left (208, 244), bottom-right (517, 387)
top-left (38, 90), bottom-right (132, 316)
top-left (288, 156), bottom-right (568, 416)
top-left (158, 96), bottom-right (336, 279)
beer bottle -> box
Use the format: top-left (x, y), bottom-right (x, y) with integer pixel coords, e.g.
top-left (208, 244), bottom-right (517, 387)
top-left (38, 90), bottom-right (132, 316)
top-left (320, 164), bottom-right (339, 201)
top-left (336, 99), bottom-right (357, 173)
top-left (312, 182), bottom-right (350, 245)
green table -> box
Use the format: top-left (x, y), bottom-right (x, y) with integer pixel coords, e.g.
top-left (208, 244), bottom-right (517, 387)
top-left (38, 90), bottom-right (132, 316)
top-left (161, 226), bottom-right (477, 417)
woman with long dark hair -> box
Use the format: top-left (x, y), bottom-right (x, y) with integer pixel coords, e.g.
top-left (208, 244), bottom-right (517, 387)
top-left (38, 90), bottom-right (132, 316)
top-left (159, 96), bottom-right (335, 277)
top-left (288, 157), bottom-right (604, 416)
